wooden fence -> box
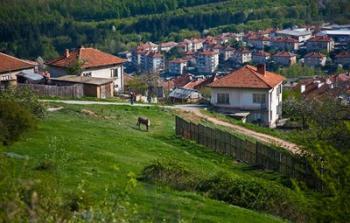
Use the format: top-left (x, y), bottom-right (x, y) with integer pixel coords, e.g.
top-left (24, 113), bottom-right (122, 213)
top-left (18, 84), bottom-right (84, 98)
top-left (175, 116), bottom-right (321, 188)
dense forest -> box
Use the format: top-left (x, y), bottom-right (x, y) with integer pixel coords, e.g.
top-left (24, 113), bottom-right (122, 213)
top-left (0, 0), bottom-right (349, 59)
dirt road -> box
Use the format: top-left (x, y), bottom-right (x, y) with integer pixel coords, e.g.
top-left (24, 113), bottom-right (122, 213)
top-left (43, 100), bottom-right (301, 154)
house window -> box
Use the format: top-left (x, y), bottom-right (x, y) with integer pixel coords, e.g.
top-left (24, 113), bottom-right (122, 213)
top-left (253, 93), bottom-right (266, 104)
top-left (111, 68), bottom-right (119, 78)
top-left (82, 72), bottom-right (92, 77)
top-left (217, 93), bottom-right (229, 104)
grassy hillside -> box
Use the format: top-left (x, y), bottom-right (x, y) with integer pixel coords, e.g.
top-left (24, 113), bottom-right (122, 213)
top-left (0, 104), bottom-right (300, 222)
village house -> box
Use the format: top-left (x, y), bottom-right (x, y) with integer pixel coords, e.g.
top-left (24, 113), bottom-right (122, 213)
top-left (246, 36), bottom-right (270, 49)
top-left (293, 73), bottom-right (350, 102)
top-left (252, 51), bottom-right (271, 64)
top-left (196, 50), bottom-right (219, 74)
top-left (168, 58), bottom-right (188, 76)
top-left (232, 48), bottom-right (252, 64)
top-left (131, 42), bottom-right (159, 69)
top-left (140, 51), bottom-right (164, 73)
top-left (179, 38), bottom-right (203, 52)
top-left (275, 28), bottom-right (312, 43)
top-left (220, 46), bottom-right (235, 62)
top-left (208, 64), bottom-right (285, 128)
top-left (304, 52), bottom-right (327, 67)
top-left (272, 52), bottom-right (297, 66)
top-left (159, 41), bottom-right (178, 52)
top-left (46, 47), bottom-right (126, 93)
top-left (0, 52), bottom-right (36, 89)
top-left (271, 37), bottom-right (300, 51)
top-left (306, 35), bottom-right (334, 52)
top-left (335, 51), bottom-right (350, 67)
top-left (202, 36), bottom-right (218, 50)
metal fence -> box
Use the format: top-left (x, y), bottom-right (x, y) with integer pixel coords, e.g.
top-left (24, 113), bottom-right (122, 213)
top-left (175, 116), bottom-right (321, 188)
top-left (17, 84), bottom-right (84, 98)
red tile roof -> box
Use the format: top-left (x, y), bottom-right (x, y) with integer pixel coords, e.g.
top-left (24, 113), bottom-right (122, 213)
top-left (272, 37), bottom-right (298, 43)
top-left (273, 51), bottom-right (296, 58)
top-left (173, 74), bottom-right (193, 88)
top-left (183, 78), bottom-right (205, 89)
top-left (0, 52), bottom-right (35, 74)
top-left (335, 51), bottom-right (350, 58)
top-left (208, 65), bottom-right (285, 89)
top-left (169, 58), bottom-right (187, 64)
top-left (199, 50), bottom-right (218, 56)
top-left (308, 35), bottom-right (332, 42)
top-left (253, 50), bottom-right (271, 57)
top-left (47, 47), bottom-right (126, 69)
top-left (304, 52), bottom-right (326, 58)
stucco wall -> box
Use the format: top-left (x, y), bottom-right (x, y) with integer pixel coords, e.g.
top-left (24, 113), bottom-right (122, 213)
top-left (210, 84), bottom-right (283, 127)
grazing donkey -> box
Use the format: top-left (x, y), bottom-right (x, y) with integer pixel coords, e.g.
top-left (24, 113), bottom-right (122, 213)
top-left (137, 117), bottom-right (151, 131)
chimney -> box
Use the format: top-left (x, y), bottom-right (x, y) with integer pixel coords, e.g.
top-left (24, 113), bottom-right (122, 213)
top-left (257, 64), bottom-right (266, 75)
top-left (64, 49), bottom-right (70, 58)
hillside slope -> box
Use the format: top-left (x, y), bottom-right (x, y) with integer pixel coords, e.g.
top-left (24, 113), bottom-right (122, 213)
top-left (0, 104), bottom-right (298, 222)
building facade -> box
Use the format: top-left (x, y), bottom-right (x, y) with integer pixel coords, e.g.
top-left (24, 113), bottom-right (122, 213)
top-left (196, 51), bottom-right (219, 74)
top-left (46, 47), bottom-right (125, 93)
top-left (208, 65), bottom-right (285, 128)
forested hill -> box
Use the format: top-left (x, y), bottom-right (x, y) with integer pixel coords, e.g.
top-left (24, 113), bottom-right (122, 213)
top-left (0, 0), bottom-right (349, 60)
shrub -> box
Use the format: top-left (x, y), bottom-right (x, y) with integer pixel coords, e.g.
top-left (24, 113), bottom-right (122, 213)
top-left (139, 160), bottom-right (197, 190)
top-left (0, 87), bottom-right (46, 118)
top-left (0, 100), bottom-right (37, 145)
top-left (139, 160), bottom-right (311, 222)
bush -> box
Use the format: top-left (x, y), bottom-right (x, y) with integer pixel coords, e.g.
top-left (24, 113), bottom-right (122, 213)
top-left (140, 160), bottom-right (311, 222)
top-left (0, 87), bottom-right (46, 118)
top-left (0, 100), bottom-right (37, 145)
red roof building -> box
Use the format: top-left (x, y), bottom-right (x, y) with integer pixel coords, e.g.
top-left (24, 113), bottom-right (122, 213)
top-left (209, 65), bottom-right (285, 89)
top-left (208, 65), bottom-right (285, 128)
top-left (46, 47), bottom-right (126, 92)
top-left (0, 52), bottom-right (35, 74)
top-left (0, 52), bottom-right (36, 88)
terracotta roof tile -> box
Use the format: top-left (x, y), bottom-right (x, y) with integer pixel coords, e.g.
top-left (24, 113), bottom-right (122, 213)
top-left (208, 65), bottom-right (285, 89)
top-left (272, 37), bottom-right (298, 43)
top-left (273, 51), bottom-right (296, 57)
top-left (335, 51), bottom-right (350, 58)
top-left (47, 47), bottom-right (126, 69)
top-left (253, 51), bottom-right (271, 57)
top-left (0, 52), bottom-right (35, 74)
top-left (304, 52), bottom-right (326, 58)
top-left (308, 35), bottom-right (332, 42)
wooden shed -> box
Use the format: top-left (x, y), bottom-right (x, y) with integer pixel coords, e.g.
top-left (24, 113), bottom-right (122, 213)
top-left (52, 75), bottom-right (114, 98)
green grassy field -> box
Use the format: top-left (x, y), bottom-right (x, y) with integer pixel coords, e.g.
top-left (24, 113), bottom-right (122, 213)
top-left (1, 104), bottom-right (292, 222)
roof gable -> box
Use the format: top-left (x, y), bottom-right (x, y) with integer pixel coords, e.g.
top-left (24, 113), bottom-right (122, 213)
top-left (47, 47), bottom-right (126, 69)
top-left (0, 52), bottom-right (35, 74)
top-left (208, 65), bottom-right (285, 89)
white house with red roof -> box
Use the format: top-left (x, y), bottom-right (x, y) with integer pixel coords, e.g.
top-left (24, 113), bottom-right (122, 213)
top-left (306, 35), bottom-right (334, 52)
top-left (272, 52), bottom-right (297, 66)
top-left (335, 51), bottom-right (350, 67)
top-left (196, 50), bottom-right (219, 74)
top-left (252, 51), bottom-right (271, 64)
top-left (0, 52), bottom-right (36, 89)
top-left (304, 52), bottom-right (327, 67)
top-left (168, 58), bottom-right (187, 76)
top-left (208, 65), bottom-right (285, 127)
top-left (271, 37), bottom-right (300, 51)
top-left (46, 47), bottom-right (126, 92)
